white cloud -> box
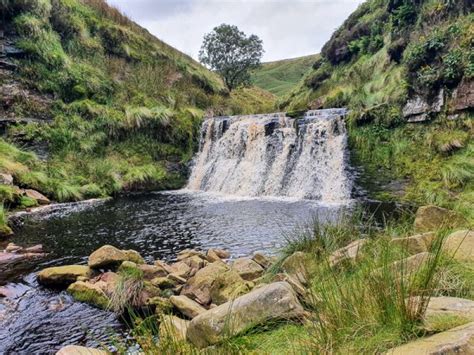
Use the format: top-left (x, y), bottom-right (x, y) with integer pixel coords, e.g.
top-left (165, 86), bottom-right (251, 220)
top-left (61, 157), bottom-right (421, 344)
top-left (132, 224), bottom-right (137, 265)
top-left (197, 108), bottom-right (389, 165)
top-left (107, 0), bottom-right (364, 62)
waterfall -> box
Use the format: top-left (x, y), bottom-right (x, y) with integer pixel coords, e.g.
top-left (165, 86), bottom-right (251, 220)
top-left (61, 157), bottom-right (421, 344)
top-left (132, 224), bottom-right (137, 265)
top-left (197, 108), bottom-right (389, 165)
top-left (186, 109), bottom-right (352, 202)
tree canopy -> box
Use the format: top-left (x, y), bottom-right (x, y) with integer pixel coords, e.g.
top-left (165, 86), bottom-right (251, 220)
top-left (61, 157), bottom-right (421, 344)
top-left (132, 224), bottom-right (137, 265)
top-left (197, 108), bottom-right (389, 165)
top-left (199, 24), bottom-right (264, 92)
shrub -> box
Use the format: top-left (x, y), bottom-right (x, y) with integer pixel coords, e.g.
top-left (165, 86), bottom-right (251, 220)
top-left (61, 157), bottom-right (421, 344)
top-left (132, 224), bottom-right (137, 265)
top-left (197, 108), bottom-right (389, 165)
top-left (442, 49), bottom-right (465, 86)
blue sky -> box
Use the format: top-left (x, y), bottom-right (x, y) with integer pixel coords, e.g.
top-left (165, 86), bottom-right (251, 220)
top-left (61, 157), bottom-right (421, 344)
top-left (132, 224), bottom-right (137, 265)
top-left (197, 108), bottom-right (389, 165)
top-left (107, 0), bottom-right (364, 62)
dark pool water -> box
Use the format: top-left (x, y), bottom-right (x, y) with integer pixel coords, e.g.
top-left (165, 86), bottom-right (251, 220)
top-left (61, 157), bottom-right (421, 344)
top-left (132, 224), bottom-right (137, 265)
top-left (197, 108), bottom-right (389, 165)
top-left (0, 191), bottom-right (349, 354)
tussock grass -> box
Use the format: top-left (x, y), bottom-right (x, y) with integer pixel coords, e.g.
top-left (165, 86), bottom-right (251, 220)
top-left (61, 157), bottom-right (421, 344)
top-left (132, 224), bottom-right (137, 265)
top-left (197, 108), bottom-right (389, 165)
top-left (109, 266), bottom-right (145, 314)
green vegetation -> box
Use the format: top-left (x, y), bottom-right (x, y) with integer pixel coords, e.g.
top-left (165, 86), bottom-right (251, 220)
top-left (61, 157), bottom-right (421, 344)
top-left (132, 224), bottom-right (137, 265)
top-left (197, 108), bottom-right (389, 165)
top-left (0, 0), bottom-right (276, 232)
top-left (251, 54), bottom-right (319, 97)
top-left (281, 0), bottom-right (473, 223)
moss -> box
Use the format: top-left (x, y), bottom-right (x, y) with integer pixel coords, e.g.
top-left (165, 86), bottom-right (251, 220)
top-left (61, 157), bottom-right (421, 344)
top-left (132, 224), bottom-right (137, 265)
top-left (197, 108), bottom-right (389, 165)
top-left (67, 281), bottom-right (110, 309)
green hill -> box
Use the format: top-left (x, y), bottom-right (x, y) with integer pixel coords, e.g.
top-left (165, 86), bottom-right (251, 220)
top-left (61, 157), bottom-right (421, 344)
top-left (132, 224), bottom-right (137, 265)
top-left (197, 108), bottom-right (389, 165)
top-left (281, 0), bottom-right (473, 222)
top-left (251, 54), bottom-right (319, 97)
top-left (0, 0), bottom-right (275, 234)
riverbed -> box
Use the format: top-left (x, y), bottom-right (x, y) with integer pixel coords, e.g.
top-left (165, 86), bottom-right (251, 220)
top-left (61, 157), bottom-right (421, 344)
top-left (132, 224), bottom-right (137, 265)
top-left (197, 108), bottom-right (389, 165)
top-left (0, 190), bottom-right (349, 353)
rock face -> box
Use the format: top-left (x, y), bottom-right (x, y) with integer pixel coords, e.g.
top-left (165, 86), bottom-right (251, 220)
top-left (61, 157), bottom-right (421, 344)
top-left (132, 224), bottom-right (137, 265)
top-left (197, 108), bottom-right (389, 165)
top-left (231, 258), bottom-right (264, 281)
top-left (170, 295), bottom-right (206, 319)
top-left (38, 265), bottom-right (91, 286)
top-left (329, 239), bottom-right (367, 267)
top-left (402, 90), bottom-right (443, 122)
top-left (387, 322), bottom-right (474, 354)
top-left (442, 230), bottom-right (473, 262)
top-left (23, 189), bottom-right (50, 205)
top-left (88, 245), bottom-right (128, 269)
top-left (56, 345), bottom-right (108, 355)
top-left (186, 282), bottom-right (304, 348)
top-left (449, 77), bottom-right (474, 113)
top-left (414, 205), bottom-right (465, 233)
top-left (390, 232), bottom-right (435, 254)
top-left (180, 261), bottom-right (229, 305)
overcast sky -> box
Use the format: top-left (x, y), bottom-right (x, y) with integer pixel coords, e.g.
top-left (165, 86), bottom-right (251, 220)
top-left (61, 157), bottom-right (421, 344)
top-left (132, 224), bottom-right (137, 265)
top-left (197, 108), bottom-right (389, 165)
top-left (107, 0), bottom-right (364, 62)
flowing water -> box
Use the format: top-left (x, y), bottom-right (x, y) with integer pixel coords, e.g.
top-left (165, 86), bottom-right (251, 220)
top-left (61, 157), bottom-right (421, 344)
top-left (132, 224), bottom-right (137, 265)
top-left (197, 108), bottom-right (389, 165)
top-left (0, 109), bottom-right (355, 354)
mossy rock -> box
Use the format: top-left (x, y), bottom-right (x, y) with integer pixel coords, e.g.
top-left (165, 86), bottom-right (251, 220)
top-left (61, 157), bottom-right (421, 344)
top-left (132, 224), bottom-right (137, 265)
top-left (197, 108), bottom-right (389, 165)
top-left (0, 224), bottom-right (13, 238)
top-left (38, 265), bottom-right (92, 287)
top-left (67, 281), bottom-right (110, 309)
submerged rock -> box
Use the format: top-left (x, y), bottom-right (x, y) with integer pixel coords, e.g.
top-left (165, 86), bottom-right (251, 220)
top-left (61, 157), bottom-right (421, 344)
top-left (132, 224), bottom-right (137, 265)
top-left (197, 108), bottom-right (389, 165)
top-left (186, 281), bottom-right (304, 348)
top-left (38, 265), bottom-right (92, 287)
top-left (387, 322), bottom-right (474, 354)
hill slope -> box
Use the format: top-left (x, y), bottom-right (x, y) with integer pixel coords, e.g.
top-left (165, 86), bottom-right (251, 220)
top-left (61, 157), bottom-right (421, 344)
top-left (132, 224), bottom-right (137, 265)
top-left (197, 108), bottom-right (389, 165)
top-left (251, 54), bottom-right (319, 97)
top-left (281, 0), bottom-right (473, 222)
top-left (0, 0), bottom-right (275, 234)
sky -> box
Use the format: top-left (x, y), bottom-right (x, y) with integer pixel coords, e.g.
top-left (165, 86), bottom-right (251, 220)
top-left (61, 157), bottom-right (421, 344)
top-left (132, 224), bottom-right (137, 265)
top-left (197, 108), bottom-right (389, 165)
top-left (107, 0), bottom-right (365, 62)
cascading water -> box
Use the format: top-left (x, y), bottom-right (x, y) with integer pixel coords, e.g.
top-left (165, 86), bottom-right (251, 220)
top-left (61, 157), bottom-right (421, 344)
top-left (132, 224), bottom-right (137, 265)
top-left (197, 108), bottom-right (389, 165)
top-left (186, 109), bottom-right (352, 202)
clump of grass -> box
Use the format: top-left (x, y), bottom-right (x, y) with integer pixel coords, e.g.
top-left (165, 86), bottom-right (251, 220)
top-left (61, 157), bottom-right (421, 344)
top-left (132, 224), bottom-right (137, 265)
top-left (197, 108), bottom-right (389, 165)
top-left (109, 266), bottom-right (145, 314)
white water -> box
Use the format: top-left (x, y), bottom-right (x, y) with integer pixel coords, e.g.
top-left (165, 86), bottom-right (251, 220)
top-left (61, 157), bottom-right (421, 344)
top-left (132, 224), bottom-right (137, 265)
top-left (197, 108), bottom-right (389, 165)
top-left (187, 109), bottom-right (352, 202)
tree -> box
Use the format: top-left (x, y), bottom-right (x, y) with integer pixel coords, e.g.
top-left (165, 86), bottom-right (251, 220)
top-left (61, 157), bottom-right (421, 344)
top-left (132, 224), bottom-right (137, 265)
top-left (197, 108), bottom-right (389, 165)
top-left (199, 24), bottom-right (264, 92)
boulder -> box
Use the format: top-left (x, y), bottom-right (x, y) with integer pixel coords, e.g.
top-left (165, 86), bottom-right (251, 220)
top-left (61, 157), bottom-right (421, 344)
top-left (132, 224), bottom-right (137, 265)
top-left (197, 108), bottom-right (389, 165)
top-left (180, 261), bottom-right (229, 305)
top-left (23, 189), bottom-right (50, 205)
top-left (389, 252), bottom-right (431, 275)
top-left (166, 261), bottom-right (191, 279)
top-left (210, 248), bottom-right (230, 259)
top-left (0, 173), bottom-right (13, 185)
top-left (146, 296), bottom-right (173, 315)
top-left (139, 264), bottom-right (168, 280)
top-left (329, 239), bottom-right (367, 268)
top-left (167, 273), bottom-right (186, 284)
top-left (232, 258), bottom-right (264, 281)
top-left (414, 205), bottom-right (465, 233)
top-left (425, 297), bottom-right (474, 324)
top-left (177, 249), bottom-right (206, 261)
top-left (252, 253), bottom-right (272, 269)
top-left (210, 269), bottom-right (252, 305)
top-left (159, 315), bottom-right (190, 343)
top-left (123, 250), bottom-right (145, 264)
top-left (151, 276), bottom-right (176, 290)
top-left (187, 282), bottom-right (305, 348)
top-left (56, 345), bottom-right (108, 355)
top-left (442, 230), bottom-right (474, 262)
top-left (402, 90), bottom-right (443, 122)
top-left (67, 281), bottom-right (110, 309)
top-left (272, 273), bottom-right (307, 300)
top-left (38, 265), bottom-right (92, 287)
top-left (390, 232), bottom-right (435, 254)
top-left (387, 322), bottom-right (474, 354)
top-left (170, 295), bottom-right (206, 319)
top-left (206, 249), bottom-right (222, 262)
top-left (181, 255), bottom-right (208, 272)
top-left (88, 245), bottom-right (127, 269)
top-left (281, 252), bottom-right (310, 285)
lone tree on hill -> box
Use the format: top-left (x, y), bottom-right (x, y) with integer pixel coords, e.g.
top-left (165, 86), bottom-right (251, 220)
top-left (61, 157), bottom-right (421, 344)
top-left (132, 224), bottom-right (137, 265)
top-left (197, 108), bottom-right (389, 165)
top-left (199, 24), bottom-right (264, 92)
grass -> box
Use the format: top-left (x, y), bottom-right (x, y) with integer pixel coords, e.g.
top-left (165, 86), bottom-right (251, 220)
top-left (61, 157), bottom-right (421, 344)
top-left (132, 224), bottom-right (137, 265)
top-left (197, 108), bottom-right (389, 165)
top-left (251, 54), bottom-right (319, 97)
top-left (109, 265), bottom-right (145, 313)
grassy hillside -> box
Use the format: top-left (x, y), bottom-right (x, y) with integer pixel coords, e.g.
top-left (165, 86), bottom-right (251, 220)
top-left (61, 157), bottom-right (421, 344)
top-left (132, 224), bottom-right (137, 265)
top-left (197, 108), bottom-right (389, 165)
top-left (0, 0), bottom-right (275, 232)
top-left (281, 0), bottom-right (473, 223)
top-left (251, 54), bottom-right (319, 97)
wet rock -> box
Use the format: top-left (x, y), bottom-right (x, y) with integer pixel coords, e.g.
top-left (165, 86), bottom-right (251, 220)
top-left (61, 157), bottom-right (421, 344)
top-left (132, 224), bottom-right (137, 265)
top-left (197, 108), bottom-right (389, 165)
top-left (23, 189), bottom-right (50, 205)
top-left (88, 245), bottom-right (128, 269)
top-left (252, 253), bottom-right (272, 269)
top-left (210, 269), bottom-right (252, 305)
top-left (387, 322), bottom-right (474, 354)
top-left (181, 261), bottom-right (229, 305)
top-left (159, 315), bottom-right (190, 343)
top-left (0, 173), bottom-right (13, 185)
top-left (329, 239), bottom-right (367, 268)
top-left (281, 252), bottom-right (310, 285)
top-left (232, 258), bottom-right (264, 281)
top-left (170, 295), bottom-right (206, 319)
top-left (38, 265), bottom-right (92, 287)
top-left (67, 281), bottom-right (110, 309)
top-left (56, 345), bottom-right (108, 355)
top-left (390, 232), bottom-right (435, 254)
top-left (414, 205), bottom-right (465, 233)
top-left (187, 282), bottom-right (305, 348)
top-left (442, 230), bottom-right (474, 262)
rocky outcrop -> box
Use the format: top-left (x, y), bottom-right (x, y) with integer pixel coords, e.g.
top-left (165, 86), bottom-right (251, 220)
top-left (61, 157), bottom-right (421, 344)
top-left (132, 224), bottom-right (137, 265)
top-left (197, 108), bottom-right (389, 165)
top-left (390, 232), bottom-right (435, 254)
top-left (387, 322), bottom-right (474, 354)
top-left (186, 282), bottom-right (304, 348)
top-left (442, 230), bottom-right (473, 262)
top-left (449, 77), bottom-right (474, 113)
top-left (414, 205), bottom-right (465, 233)
top-left (38, 265), bottom-right (92, 287)
top-left (402, 90), bottom-right (443, 122)
top-left (56, 345), bottom-right (108, 355)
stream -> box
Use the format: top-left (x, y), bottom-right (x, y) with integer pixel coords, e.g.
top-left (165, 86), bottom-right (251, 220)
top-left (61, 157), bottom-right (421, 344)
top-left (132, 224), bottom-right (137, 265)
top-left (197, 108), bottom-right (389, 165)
top-left (0, 190), bottom-right (349, 354)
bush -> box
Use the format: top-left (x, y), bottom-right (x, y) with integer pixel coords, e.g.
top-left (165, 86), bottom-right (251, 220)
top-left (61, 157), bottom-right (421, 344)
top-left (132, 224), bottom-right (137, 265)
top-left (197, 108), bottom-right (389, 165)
top-left (442, 49), bottom-right (464, 86)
